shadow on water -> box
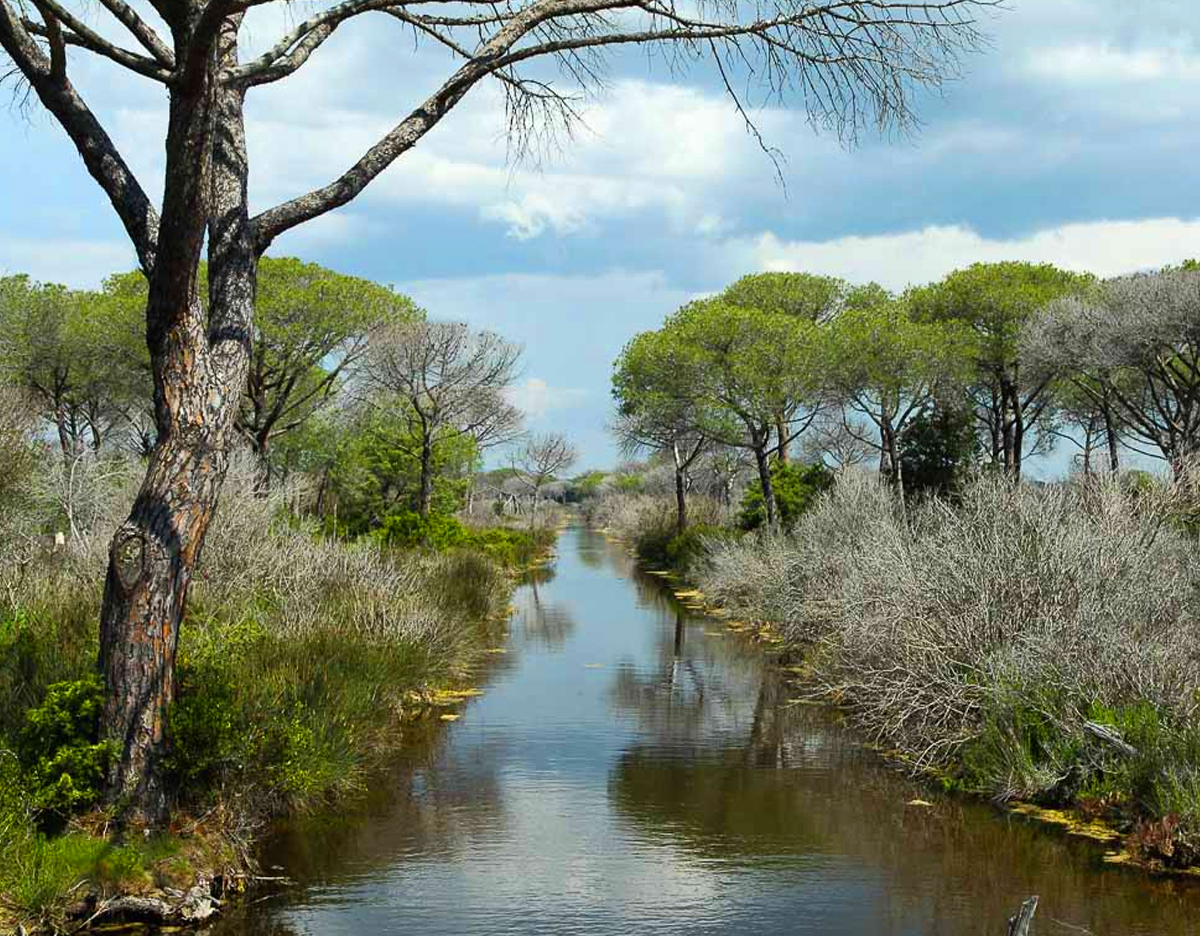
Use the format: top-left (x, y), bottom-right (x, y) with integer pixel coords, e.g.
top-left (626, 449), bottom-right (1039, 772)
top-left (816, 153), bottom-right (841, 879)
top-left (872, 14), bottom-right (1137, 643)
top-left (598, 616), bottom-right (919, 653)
top-left (214, 526), bottom-right (1200, 936)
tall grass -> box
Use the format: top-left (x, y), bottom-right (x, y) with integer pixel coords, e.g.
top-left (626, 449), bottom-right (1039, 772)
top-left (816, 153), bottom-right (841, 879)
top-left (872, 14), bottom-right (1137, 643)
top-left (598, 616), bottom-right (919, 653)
top-left (0, 456), bottom-right (515, 925)
top-left (588, 491), bottom-right (731, 573)
top-left (699, 472), bottom-right (1200, 861)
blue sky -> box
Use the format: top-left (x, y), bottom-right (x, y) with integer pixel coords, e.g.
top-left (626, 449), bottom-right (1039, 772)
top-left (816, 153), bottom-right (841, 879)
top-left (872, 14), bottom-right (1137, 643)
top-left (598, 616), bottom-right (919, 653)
top-left (2, 0), bottom-right (1199, 472)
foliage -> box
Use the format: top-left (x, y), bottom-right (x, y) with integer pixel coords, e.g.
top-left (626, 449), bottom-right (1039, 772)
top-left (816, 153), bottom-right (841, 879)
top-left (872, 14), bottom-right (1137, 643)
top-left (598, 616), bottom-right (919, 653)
top-left (822, 298), bottom-right (976, 482)
top-left (908, 261), bottom-right (1095, 473)
top-left (372, 510), bottom-right (471, 550)
top-left (16, 677), bottom-right (111, 822)
top-left (668, 298), bottom-right (821, 450)
top-left (0, 388), bottom-right (40, 519)
top-left (238, 257), bottom-right (421, 470)
top-left (565, 471), bottom-right (607, 502)
top-left (720, 271), bottom-right (847, 321)
top-left (327, 409), bottom-right (479, 534)
top-left (359, 319), bottom-right (523, 516)
top-left (739, 460), bottom-right (834, 531)
top-left (0, 273), bottom-right (148, 454)
top-left (899, 404), bottom-right (980, 499)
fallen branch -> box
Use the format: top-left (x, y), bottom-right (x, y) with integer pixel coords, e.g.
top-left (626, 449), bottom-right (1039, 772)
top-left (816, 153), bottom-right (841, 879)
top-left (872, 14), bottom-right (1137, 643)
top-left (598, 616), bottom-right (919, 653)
top-left (1007, 896), bottom-right (1039, 936)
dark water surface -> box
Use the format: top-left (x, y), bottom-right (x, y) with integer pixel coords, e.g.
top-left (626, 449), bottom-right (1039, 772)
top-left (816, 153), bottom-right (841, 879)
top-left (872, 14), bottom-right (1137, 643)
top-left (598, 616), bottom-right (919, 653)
top-left (216, 526), bottom-right (1200, 935)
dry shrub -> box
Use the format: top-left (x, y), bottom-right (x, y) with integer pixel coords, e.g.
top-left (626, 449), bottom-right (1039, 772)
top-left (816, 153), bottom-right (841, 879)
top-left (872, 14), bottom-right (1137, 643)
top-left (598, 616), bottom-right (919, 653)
top-left (698, 472), bottom-right (1200, 804)
top-left (195, 457), bottom-right (462, 647)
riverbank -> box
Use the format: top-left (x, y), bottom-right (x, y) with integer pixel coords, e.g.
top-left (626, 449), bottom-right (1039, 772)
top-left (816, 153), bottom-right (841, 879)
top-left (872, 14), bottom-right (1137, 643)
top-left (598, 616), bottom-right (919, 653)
top-left (599, 472), bottom-right (1200, 876)
top-left (204, 525), bottom-right (1200, 936)
top-left (0, 476), bottom-right (557, 934)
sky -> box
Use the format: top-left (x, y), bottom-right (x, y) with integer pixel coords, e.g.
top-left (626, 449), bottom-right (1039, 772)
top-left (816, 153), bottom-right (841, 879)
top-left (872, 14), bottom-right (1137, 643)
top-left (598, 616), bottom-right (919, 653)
top-left (2, 0), bottom-right (1199, 472)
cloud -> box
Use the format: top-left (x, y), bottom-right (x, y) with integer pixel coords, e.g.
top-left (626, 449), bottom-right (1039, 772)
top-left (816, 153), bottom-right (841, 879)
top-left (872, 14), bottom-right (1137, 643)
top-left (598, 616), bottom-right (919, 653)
top-left (0, 237), bottom-right (136, 288)
top-left (717, 217), bottom-right (1200, 292)
top-left (1026, 41), bottom-right (1200, 83)
top-left (505, 378), bottom-right (588, 420)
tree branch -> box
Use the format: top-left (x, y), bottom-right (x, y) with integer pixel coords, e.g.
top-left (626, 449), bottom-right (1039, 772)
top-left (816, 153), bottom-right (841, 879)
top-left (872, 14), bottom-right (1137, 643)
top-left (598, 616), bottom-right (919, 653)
top-left (22, 0), bottom-right (173, 83)
top-left (96, 0), bottom-right (174, 66)
top-left (0, 0), bottom-right (160, 272)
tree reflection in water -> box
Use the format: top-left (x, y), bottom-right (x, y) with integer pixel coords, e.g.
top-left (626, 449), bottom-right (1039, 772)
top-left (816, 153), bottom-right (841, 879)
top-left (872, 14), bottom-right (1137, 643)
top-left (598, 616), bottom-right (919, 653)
top-left (514, 564), bottom-right (577, 650)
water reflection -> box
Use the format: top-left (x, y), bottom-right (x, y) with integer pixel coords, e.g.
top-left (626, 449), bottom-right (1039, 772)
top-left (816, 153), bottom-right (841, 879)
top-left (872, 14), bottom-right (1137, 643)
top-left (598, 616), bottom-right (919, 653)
top-left (514, 566), bottom-right (577, 650)
top-left (216, 526), bottom-right (1200, 936)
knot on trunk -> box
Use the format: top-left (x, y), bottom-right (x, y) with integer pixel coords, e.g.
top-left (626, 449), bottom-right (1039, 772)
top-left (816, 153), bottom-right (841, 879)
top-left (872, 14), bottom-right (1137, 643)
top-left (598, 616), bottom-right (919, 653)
top-left (112, 529), bottom-right (148, 595)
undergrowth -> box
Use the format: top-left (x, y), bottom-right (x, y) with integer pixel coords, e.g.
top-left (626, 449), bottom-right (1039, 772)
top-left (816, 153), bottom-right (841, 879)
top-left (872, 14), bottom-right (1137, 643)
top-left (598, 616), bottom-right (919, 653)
top-left (0, 459), bottom-right (533, 930)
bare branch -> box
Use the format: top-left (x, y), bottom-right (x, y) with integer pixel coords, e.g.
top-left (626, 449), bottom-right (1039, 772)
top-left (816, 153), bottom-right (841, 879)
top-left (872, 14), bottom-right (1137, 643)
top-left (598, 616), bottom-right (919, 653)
top-left (249, 0), bottom-right (994, 250)
top-left (0, 0), bottom-right (160, 272)
top-left (22, 0), bottom-right (173, 82)
top-left (96, 0), bottom-right (174, 66)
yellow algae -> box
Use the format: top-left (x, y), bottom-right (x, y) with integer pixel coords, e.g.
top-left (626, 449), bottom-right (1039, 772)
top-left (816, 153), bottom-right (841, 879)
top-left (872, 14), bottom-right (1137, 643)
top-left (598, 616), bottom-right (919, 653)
top-left (703, 630), bottom-right (726, 637)
top-left (429, 688), bottom-right (485, 705)
top-left (1008, 803), bottom-right (1121, 844)
top-left (439, 713), bottom-right (461, 722)
top-left (673, 589), bottom-right (705, 599)
top-left (645, 570), bottom-right (674, 577)
top-left (906, 799), bottom-right (934, 808)
top-left (484, 647), bottom-right (508, 654)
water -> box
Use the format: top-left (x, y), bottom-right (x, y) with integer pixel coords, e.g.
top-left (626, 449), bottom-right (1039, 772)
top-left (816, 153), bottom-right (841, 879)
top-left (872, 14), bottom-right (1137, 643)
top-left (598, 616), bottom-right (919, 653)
top-left (217, 527), bottom-right (1200, 935)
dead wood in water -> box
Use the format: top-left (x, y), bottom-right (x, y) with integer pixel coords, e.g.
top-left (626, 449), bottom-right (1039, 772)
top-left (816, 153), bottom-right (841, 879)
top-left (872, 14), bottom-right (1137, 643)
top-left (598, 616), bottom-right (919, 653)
top-left (1007, 896), bottom-right (1039, 936)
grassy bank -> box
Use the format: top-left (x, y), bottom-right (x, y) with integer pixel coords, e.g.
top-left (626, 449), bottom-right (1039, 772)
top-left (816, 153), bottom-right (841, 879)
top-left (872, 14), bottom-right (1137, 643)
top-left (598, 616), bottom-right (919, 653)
top-left (586, 491), bottom-right (735, 576)
top-left (694, 473), bottom-right (1200, 870)
top-left (0, 461), bottom-right (551, 933)
top-left (596, 471), bottom-right (1200, 871)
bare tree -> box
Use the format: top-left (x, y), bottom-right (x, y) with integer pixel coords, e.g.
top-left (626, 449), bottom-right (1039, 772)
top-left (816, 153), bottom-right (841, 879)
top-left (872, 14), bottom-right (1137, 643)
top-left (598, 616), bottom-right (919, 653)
top-left (359, 320), bottom-right (523, 518)
top-left (0, 0), bottom-right (995, 820)
top-left (1025, 269), bottom-right (1200, 479)
top-left (612, 410), bottom-right (706, 534)
top-left (514, 432), bottom-right (578, 527)
top-left (801, 411), bottom-right (874, 471)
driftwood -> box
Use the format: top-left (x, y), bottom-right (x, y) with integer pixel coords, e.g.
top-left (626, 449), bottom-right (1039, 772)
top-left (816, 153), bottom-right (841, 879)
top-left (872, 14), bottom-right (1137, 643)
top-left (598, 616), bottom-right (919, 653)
top-left (1007, 896), bottom-right (1039, 936)
top-left (73, 880), bottom-right (219, 930)
top-left (1083, 721), bottom-right (1138, 758)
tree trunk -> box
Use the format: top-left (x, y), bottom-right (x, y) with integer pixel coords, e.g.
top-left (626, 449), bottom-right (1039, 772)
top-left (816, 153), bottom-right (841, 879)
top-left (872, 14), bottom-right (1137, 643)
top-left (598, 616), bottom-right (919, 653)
top-left (54, 402), bottom-right (72, 457)
top-left (1010, 383), bottom-right (1025, 482)
top-left (252, 431), bottom-right (271, 495)
top-left (753, 444), bottom-right (777, 532)
top-left (1102, 400), bottom-right (1120, 473)
top-left (99, 22), bottom-right (254, 825)
top-left (674, 465), bottom-right (688, 535)
top-left (775, 411), bottom-right (789, 463)
top-left (672, 442), bottom-right (687, 535)
top-left (418, 435), bottom-right (434, 519)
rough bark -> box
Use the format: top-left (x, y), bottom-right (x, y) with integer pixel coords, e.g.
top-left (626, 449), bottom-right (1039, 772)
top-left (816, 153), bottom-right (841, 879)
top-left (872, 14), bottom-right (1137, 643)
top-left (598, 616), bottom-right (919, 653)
top-left (98, 18), bottom-right (254, 824)
top-left (753, 443), bottom-right (777, 532)
top-left (418, 433), bottom-right (434, 519)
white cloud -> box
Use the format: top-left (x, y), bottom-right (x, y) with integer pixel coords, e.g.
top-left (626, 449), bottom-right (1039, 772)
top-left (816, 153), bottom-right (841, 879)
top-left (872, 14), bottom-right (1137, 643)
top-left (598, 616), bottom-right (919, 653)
top-left (221, 78), bottom-right (789, 241)
top-left (1026, 41), bottom-right (1200, 83)
top-left (718, 217), bottom-right (1200, 291)
top-left (505, 377), bottom-right (588, 420)
top-left (0, 237), bottom-right (136, 288)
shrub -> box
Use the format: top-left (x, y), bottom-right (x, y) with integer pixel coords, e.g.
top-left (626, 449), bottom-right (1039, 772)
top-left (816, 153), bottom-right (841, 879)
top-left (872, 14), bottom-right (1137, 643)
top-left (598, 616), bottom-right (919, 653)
top-left (899, 404), bottom-right (979, 500)
top-left (739, 460), bottom-right (833, 531)
top-left (16, 677), bottom-right (111, 822)
top-left (698, 471), bottom-right (1200, 843)
top-left (371, 510), bottom-right (470, 550)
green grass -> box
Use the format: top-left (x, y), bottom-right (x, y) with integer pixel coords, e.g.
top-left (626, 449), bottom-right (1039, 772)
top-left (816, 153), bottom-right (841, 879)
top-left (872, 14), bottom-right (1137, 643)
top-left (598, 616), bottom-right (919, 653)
top-left (0, 524), bottom-right (526, 930)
